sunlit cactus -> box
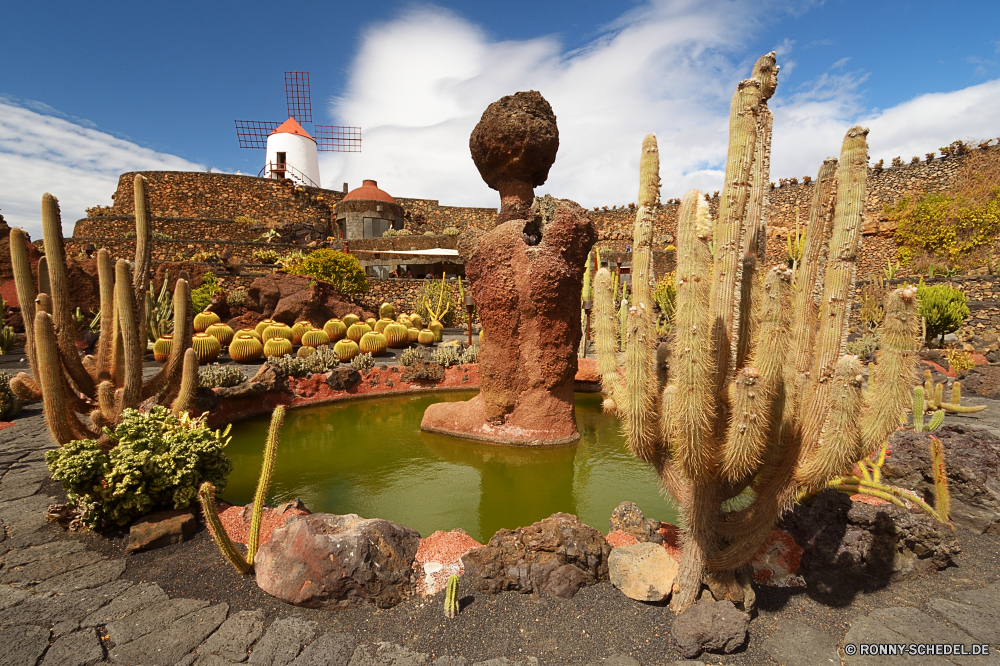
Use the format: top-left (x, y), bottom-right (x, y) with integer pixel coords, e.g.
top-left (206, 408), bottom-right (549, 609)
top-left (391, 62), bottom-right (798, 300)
top-left (595, 56), bottom-right (919, 615)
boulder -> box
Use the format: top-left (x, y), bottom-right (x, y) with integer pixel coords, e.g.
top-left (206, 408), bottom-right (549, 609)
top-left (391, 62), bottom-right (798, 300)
top-left (608, 542), bottom-right (678, 602)
top-left (153, 261), bottom-right (209, 292)
top-left (420, 196), bottom-right (596, 445)
top-left (244, 273), bottom-right (368, 324)
top-left (461, 512), bottom-right (611, 599)
top-left (883, 425), bottom-right (1000, 533)
top-left (227, 310), bottom-right (266, 333)
top-left (779, 489), bottom-right (961, 604)
top-left (254, 513), bottom-right (421, 609)
top-left (325, 366), bottom-right (361, 391)
top-left (400, 360), bottom-right (445, 384)
top-left (250, 364), bottom-right (290, 394)
top-left (126, 508), bottom-right (197, 553)
top-left (608, 501), bottom-right (663, 545)
top-left (215, 381), bottom-right (267, 401)
top-left (190, 386), bottom-right (219, 415)
top-left (957, 365), bottom-right (1000, 398)
top-left (0, 214), bottom-right (42, 286)
top-left (38, 255), bottom-right (101, 314)
top-left (671, 599), bottom-right (748, 658)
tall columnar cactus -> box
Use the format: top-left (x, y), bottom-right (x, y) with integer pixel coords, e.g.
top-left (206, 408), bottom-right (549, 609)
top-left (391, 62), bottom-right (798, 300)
top-left (7, 177), bottom-right (198, 449)
top-left (595, 58), bottom-right (919, 614)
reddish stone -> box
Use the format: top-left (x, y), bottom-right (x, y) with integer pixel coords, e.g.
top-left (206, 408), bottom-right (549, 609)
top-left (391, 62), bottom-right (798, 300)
top-left (606, 530), bottom-right (639, 549)
top-left (749, 529), bottom-right (806, 588)
top-left (971, 353), bottom-right (989, 366)
top-left (413, 529), bottom-right (483, 597)
top-left (657, 524), bottom-right (684, 562)
top-left (0, 280), bottom-right (18, 308)
top-left (227, 310), bottom-right (266, 332)
top-left (153, 261), bottom-right (210, 292)
top-left (921, 359), bottom-right (955, 378)
top-left (0, 422), bottom-right (13, 431)
top-left (421, 197), bottom-right (596, 445)
top-left (245, 273), bottom-right (369, 324)
top-left (216, 500), bottom-right (309, 547)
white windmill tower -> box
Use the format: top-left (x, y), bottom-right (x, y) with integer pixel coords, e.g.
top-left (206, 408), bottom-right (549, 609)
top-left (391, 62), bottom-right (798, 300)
top-left (235, 72), bottom-right (361, 188)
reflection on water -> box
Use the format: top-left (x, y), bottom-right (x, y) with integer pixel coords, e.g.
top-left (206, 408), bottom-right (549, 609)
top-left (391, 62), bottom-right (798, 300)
top-left (222, 391), bottom-right (678, 542)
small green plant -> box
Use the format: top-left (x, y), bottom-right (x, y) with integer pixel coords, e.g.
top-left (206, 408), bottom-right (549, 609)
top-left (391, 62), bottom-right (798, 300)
top-left (285, 249), bottom-right (369, 297)
top-left (883, 258), bottom-right (901, 281)
top-left (256, 229), bottom-right (281, 242)
top-left (198, 364), bottom-right (247, 388)
top-left (71, 307), bottom-right (87, 331)
top-left (277, 250), bottom-right (306, 271)
top-left (432, 346), bottom-right (460, 367)
top-left (253, 248), bottom-right (280, 264)
top-left (191, 272), bottom-right (222, 313)
top-left (152, 230), bottom-right (172, 240)
top-left (916, 280), bottom-right (969, 343)
top-left (191, 250), bottom-right (219, 263)
top-left (0, 371), bottom-right (24, 419)
top-left (652, 272), bottom-right (676, 335)
top-left (382, 228), bottom-right (398, 237)
top-left (199, 406), bottom-right (284, 573)
top-left (0, 324), bottom-right (15, 355)
top-left (459, 344), bottom-right (478, 364)
top-left (444, 575), bottom-right (460, 618)
top-left (351, 351), bottom-right (375, 373)
top-left (46, 406), bottom-right (233, 528)
top-left (442, 226), bottom-right (460, 236)
top-left (233, 216), bottom-right (259, 226)
top-left (398, 347), bottom-right (423, 366)
top-left (227, 287), bottom-right (248, 307)
top-left (920, 368), bottom-right (985, 413)
top-left (146, 273), bottom-right (175, 343)
top-left (846, 332), bottom-right (881, 363)
top-left (858, 281), bottom-right (886, 332)
top-left (911, 386), bottom-right (945, 433)
top-left (944, 348), bottom-right (976, 372)
top-left (785, 221), bottom-right (806, 270)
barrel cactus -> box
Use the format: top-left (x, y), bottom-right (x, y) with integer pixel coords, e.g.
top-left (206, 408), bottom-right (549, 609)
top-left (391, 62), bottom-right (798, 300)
top-left (153, 334), bottom-right (173, 363)
top-left (418, 329), bottom-right (435, 346)
top-left (429, 320), bottom-right (444, 342)
top-left (347, 322), bottom-right (371, 343)
top-left (365, 317), bottom-right (377, 329)
top-left (301, 328), bottom-right (331, 348)
top-left (359, 331), bottom-right (388, 356)
top-left (205, 322), bottom-right (234, 347)
top-left (229, 333), bottom-right (263, 363)
top-left (384, 323), bottom-right (409, 348)
top-left (192, 332), bottom-right (221, 364)
top-left (342, 313), bottom-right (361, 327)
top-left (290, 320), bottom-right (313, 345)
top-left (379, 302), bottom-right (395, 319)
top-left (374, 318), bottom-right (394, 334)
top-left (263, 337), bottom-right (293, 358)
top-left (409, 313), bottom-right (423, 330)
top-left (262, 323), bottom-right (293, 342)
top-left (323, 318), bottom-right (347, 342)
top-left (194, 310), bottom-right (221, 333)
top-left (333, 338), bottom-right (360, 362)
top-left (255, 318), bottom-right (277, 336)
top-left (236, 327), bottom-right (262, 343)
top-left (407, 327), bottom-right (420, 343)
top-left (297, 345), bottom-right (316, 359)
top-left (397, 314), bottom-right (413, 327)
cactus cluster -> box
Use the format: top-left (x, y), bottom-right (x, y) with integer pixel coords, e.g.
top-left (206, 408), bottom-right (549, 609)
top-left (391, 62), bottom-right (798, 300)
top-left (920, 369), bottom-right (985, 413)
top-left (351, 351), bottom-right (375, 373)
top-left (398, 347), bottom-right (424, 366)
top-left (8, 178), bottom-right (199, 448)
top-left (198, 363), bottom-right (247, 389)
top-left (595, 53), bottom-right (921, 614)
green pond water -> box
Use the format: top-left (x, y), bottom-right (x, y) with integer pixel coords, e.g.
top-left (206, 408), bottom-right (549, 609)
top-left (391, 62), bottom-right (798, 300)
top-left (222, 391), bottom-right (677, 543)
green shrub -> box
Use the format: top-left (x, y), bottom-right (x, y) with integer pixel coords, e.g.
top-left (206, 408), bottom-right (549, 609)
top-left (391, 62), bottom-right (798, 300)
top-left (191, 272), bottom-right (221, 313)
top-left (416, 279), bottom-right (456, 326)
top-left (45, 407), bottom-right (233, 528)
top-left (917, 281), bottom-right (970, 342)
top-left (253, 249), bottom-right (280, 264)
top-left (398, 347), bottom-right (423, 366)
top-left (286, 249), bottom-right (368, 297)
top-left (652, 272), bottom-right (676, 333)
top-left (845, 332), bottom-right (881, 363)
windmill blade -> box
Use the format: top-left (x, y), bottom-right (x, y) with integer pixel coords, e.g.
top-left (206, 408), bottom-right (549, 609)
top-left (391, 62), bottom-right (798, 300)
top-left (285, 71), bottom-right (312, 124)
top-left (235, 120), bottom-right (280, 149)
top-left (315, 125), bottom-right (362, 152)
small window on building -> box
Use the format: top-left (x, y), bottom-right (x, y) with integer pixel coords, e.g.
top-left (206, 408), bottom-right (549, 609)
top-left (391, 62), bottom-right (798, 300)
top-left (363, 217), bottom-right (389, 238)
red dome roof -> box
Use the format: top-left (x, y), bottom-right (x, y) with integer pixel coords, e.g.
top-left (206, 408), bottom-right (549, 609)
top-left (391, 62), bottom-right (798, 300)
top-left (342, 179), bottom-right (396, 204)
top-left (270, 117), bottom-right (315, 142)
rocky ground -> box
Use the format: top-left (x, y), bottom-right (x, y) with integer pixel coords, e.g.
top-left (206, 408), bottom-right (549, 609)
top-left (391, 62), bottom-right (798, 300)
top-left (1, 348), bottom-right (1000, 665)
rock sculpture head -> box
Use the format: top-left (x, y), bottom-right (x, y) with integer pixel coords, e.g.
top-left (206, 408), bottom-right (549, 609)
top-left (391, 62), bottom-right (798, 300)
top-left (470, 90), bottom-right (559, 224)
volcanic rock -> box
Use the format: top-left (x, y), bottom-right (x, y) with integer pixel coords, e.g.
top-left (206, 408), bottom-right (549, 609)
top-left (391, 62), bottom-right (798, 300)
top-left (779, 489), bottom-right (961, 604)
top-left (400, 360), bottom-right (445, 384)
top-left (608, 501), bottom-right (663, 545)
top-left (153, 261), bottom-right (209, 292)
top-left (608, 542), bottom-right (678, 602)
top-left (957, 365), bottom-right (1000, 398)
top-left (244, 273), bottom-right (368, 324)
top-left (254, 513), bottom-right (421, 609)
top-left (883, 424), bottom-right (1000, 533)
top-left (215, 381), bottom-right (267, 401)
top-left (227, 310), bottom-right (266, 333)
top-left (671, 599), bottom-right (749, 658)
top-left (126, 508), bottom-right (197, 553)
top-left (325, 366), bottom-right (361, 391)
top-left (469, 91), bottom-right (559, 224)
top-left (250, 364), bottom-right (290, 394)
top-left (461, 512), bottom-right (611, 599)
top-left (420, 196), bottom-right (596, 445)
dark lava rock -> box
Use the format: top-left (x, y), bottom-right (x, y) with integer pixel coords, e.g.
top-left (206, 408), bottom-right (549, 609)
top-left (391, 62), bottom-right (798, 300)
top-left (227, 310), bottom-right (266, 333)
top-left (671, 599), bottom-right (748, 658)
top-left (884, 424), bottom-right (1000, 533)
top-left (215, 381), bottom-right (267, 400)
top-left (780, 489), bottom-right (961, 604)
top-left (250, 364), bottom-right (290, 394)
top-left (126, 508), bottom-right (197, 553)
top-left (254, 513), bottom-right (420, 609)
top-left (244, 273), bottom-right (368, 324)
top-left (461, 512), bottom-right (611, 599)
top-left (957, 365), bottom-right (1000, 398)
top-left (400, 360), bottom-right (445, 383)
top-left (153, 261), bottom-right (209, 292)
top-left (608, 501), bottom-right (663, 545)
top-left (469, 90), bottom-right (559, 224)
top-left (326, 366), bottom-right (361, 391)
top-left (190, 386), bottom-right (219, 415)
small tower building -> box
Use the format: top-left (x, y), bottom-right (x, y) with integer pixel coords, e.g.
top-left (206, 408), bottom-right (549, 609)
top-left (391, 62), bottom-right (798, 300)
top-left (265, 117), bottom-right (321, 187)
top-left (335, 180), bottom-right (405, 239)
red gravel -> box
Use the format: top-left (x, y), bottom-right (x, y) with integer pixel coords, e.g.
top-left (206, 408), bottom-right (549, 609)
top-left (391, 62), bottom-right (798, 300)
top-left (0, 422), bottom-right (13, 432)
top-left (216, 501), bottom-right (309, 546)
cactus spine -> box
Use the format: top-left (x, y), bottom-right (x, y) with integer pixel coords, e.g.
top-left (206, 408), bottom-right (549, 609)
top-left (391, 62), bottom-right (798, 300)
top-left (199, 405), bottom-right (285, 573)
top-left (8, 178), bottom-right (198, 448)
top-left (444, 574), bottom-right (460, 618)
top-left (595, 55), bottom-right (920, 615)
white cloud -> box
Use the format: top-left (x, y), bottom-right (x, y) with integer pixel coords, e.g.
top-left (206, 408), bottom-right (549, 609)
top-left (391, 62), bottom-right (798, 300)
top-left (0, 99), bottom-right (203, 239)
top-left (325, 2), bottom-right (1000, 213)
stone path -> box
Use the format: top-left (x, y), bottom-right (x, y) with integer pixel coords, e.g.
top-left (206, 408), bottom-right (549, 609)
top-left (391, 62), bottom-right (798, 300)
top-left (1, 401), bottom-right (999, 664)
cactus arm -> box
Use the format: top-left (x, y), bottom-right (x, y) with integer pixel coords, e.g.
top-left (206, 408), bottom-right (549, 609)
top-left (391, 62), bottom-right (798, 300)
top-left (951, 381), bottom-right (962, 405)
top-left (790, 158), bottom-right (839, 378)
top-left (795, 355), bottom-right (864, 486)
top-left (114, 261), bottom-right (142, 410)
top-left (9, 373), bottom-right (42, 401)
top-left (594, 268), bottom-right (623, 409)
top-left (95, 249), bottom-right (116, 379)
top-left (143, 278), bottom-right (192, 402)
top-left (198, 482), bottom-right (253, 574)
top-left (170, 349), bottom-right (199, 416)
top-left (132, 175), bottom-right (152, 342)
top-left (33, 312), bottom-right (96, 444)
top-left (927, 409), bottom-right (945, 431)
top-left (913, 386), bottom-right (926, 432)
top-left (801, 127), bottom-right (869, 452)
top-left (37, 256), bottom-right (50, 299)
top-left (10, 228), bottom-right (40, 386)
top-left (444, 574), bottom-right (459, 618)
top-left (939, 402), bottom-right (986, 413)
top-left (247, 405), bottom-right (285, 564)
top-left (40, 194), bottom-right (96, 397)
top-left (859, 288), bottom-right (920, 454)
top-left (672, 192), bottom-right (717, 481)
top-left (934, 383), bottom-right (944, 409)
top-left (929, 435), bottom-right (950, 522)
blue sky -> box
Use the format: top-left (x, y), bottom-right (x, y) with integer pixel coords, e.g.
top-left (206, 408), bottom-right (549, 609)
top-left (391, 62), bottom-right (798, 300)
top-left (2, 0), bottom-right (999, 237)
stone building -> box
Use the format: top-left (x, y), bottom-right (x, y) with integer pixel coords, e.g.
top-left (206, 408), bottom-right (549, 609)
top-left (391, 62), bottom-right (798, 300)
top-left (335, 180), bottom-right (406, 240)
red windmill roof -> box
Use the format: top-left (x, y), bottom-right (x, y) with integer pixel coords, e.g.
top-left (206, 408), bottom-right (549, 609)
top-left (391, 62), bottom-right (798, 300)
top-left (342, 180), bottom-right (396, 204)
top-left (270, 117), bottom-right (315, 142)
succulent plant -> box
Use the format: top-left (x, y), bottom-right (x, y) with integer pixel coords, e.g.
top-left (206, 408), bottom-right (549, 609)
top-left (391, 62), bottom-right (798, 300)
top-left (297, 345), bottom-right (316, 358)
top-left (342, 313), bottom-right (361, 327)
top-left (429, 320), bottom-right (444, 342)
top-left (384, 323), bottom-right (409, 348)
top-left (418, 329), bottom-right (435, 346)
top-left (398, 347), bottom-right (423, 366)
top-left (333, 338), bottom-right (360, 362)
top-left (407, 327), bottom-right (420, 343)
top-left (359, 331), bottom-right (388, 356)
top-left (365, 317), bottom-right (377, 329)
top-left (379, 302), bottom-right (395, 319)
top-left (301, 328), bottom-right (331, 348)
top-left (374, 318), bottom-right (394, 334)
top-left (229, 333), bottom-right (263, 363)
top-left (194, 310), bottom-right (221, 333)
top-left (262, 323), bottom-right (293, 342)
top-left (205, 322), bottom-right (234, 347)
top-left (236, 327), bottom-right (262, 342)
top-left (263, 337), bottom-right (293, 358)
top-left (192, 332), bottom-right (222, 364)
top-left (347, 322), bottom-right (372, 343)
top-left (323, 318), bottom-right (348, 342)
top-left (153, 335), bottom-right (174, 363)
top-left (432, 345), bottom-right (460, 367)
top-left (351, 351), bottom-right (375, 373)
top-left (0, 371), bottom-right (24, 419)
top-left (408, 313), bottom-right (423, 330)
top-left (198, 363), bottom-right (247, 388)
top-left (290, 320), bottom-right (313, 345)
top-left (397, 314), bottom-right (413, 327)
top-left (255, 319), bottom-right (277, 336)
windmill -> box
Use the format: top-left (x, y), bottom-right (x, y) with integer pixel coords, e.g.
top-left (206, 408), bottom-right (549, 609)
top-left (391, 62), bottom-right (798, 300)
top-left (235, 71), bottom-right (361, 188)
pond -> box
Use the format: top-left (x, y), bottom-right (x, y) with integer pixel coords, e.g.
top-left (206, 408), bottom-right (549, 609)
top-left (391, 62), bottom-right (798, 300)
top-left (222, 391), bottom-right (678, 543)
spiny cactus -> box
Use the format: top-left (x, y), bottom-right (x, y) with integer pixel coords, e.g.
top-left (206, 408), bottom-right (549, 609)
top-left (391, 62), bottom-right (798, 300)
top-left (199, 405), bottom-right (285, 573)
top-left (922, 369), bottom-right (985, 413)
top-left (912, 386), bottom-right (945, 432)
top-left (444, 574), bottom-right (460, 618)
top-left (8, 179), bottom-right (197, 449)
top-left (595, 55), bottom-right (920, 614)
top-left (351, 351), bottom-right (375, 373)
